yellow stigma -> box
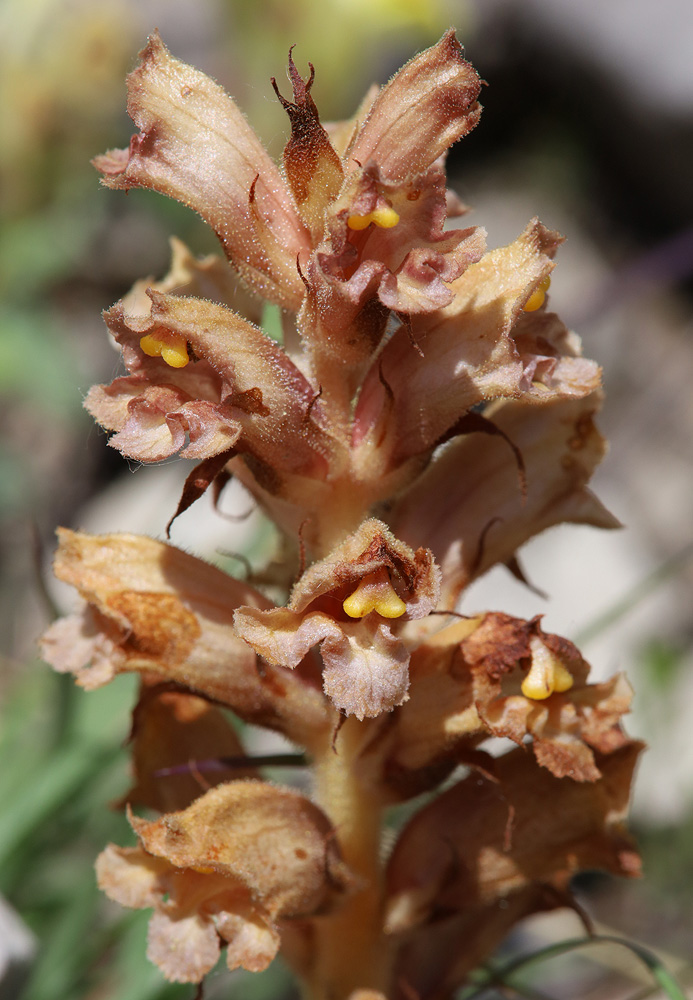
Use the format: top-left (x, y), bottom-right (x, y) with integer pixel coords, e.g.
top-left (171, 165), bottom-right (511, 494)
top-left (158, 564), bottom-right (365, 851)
top-left (521, 635), bottom-right (574, 700)
top-left (343, 568), bottom-right (406, 619)
top-left (523, 274), bottom-right (551, 312)
top-left (139, 332), bottom-right (190, 368)
top-left (347, 205), bottom-right (400, 231)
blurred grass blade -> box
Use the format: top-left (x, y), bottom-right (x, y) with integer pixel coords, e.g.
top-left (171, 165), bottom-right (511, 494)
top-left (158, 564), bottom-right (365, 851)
top-left (0, 744), bottom-right (114, 870)
top-left (575, 541), bottom-right (693, 646)
top-left (460, 934), bottom-right (687, 1000)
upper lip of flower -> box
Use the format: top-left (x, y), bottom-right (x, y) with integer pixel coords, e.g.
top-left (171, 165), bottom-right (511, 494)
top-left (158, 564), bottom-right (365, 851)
top-left (96, 781), bottom-right (355, 981)
top-left (93, 28), bottom-right (484, 328)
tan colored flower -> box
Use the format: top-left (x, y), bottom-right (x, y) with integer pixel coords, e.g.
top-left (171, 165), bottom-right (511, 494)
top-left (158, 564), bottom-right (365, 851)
top-left (86, 290), bottom-right (334, 473)
top-left (235, 518), bottom-right (440, 719)
top-left (40, 29), bottom-right (643, 1000)
top-left (97, 781), bottom-right (354, 981)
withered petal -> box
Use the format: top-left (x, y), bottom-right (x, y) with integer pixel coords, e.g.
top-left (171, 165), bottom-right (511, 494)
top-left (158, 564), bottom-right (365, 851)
top-left (125, 686), bottom-right (256, 813)
top-left (129, 781), bottom-right (354, 917)
top-left (41, 530), bottom-right (332, 745)
top-left (385, 741), bottom-right (643, 934)
top-left (393, 393), bottom-right (619, 608)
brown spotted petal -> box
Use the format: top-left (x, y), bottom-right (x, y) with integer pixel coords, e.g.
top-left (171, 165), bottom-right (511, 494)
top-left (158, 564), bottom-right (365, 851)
top-left (235, 519), bottom-right (440, 718)
top-left (40, 530), bottom-right (333, 746)
top-left (346, 30), bottom-right (482, 182)
top-left (352, 220), bottom-right (562, 464)
top-left (393, 393), bottom-right (619, 608)
top-left (384, 741), bottom-right (642, 937)
top-left (97, 782), bottom-right (354, 981)
top-left (93, 33), bottom-right (310, 308)
top-left (290, 518), bottom-right (439, 618)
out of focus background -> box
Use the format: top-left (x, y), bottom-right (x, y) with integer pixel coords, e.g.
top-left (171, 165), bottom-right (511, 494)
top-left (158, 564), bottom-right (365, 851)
top-left (1, 0), bottom-right (692, 998)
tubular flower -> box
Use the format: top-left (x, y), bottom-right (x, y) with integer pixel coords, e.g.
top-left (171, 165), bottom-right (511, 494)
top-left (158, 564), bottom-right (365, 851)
top-left (234, 518), bottom-right (440, 719)
top-left (41, 29), bottom-right (644, 1000)
top-left (96, 782), bottom-right (354, 981)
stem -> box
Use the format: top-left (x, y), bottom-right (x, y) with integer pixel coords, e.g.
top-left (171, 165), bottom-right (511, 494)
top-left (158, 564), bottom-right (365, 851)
top-left (306, 718), bottom-right (389, 1000)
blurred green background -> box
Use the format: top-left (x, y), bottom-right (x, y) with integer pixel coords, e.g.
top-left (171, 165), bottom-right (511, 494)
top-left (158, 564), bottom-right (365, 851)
top-left (1, 0), bottom-right (692, 997)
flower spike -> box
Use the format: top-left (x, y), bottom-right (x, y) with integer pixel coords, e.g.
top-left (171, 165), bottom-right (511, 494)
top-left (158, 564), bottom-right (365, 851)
top-left (43, 29), bottom-right (642, 1000)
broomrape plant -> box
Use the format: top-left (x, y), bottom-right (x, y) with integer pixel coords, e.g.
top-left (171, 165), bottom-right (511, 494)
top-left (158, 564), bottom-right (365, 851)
top-left (41, 30), bottom-right (642, 1000)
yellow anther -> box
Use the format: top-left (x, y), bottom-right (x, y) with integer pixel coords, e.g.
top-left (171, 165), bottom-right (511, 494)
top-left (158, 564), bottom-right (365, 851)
top-left (139, 332), bottom-right (190, 368)
top-left (192, 865), bottom-right (216, 875)
top-left (371, 206), bottom-right (400, 228)
top-left (523, 274), bottom-right (551, 312)
top-left (347, 205), bottom-right (400, 231)
top-left (521, 635), bottom-right (574, 700)
top-left (343, 569), bottom-right (406, 619)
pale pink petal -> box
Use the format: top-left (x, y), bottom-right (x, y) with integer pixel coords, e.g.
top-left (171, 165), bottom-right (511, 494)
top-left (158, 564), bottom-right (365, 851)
top-left (87, 381), bottom-right (242, 462)
top-left (313, 163), bottom-right (485, 326)
top-left (215, 908), bottom-right (280, 972)
top-left (96, 844), bottom-right (169, 909)
top-left (94, 33), bottom-right (309, 308)
top-left (40, 607), bottom-right (123, 689)
top-left (147, 908), bottom-right (221, 983)
top-left (352, 219), bottom-right (561, 461)
top-left (321, 615), bottom-right (410, 720)
top-left (142, 292), bottom-right (331, 477)
top-left (234, 608), bottom-right (410, 720)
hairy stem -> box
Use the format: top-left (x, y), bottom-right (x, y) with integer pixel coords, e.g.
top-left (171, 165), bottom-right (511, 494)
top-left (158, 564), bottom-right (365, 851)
top-left (306, 718), bottom-right (389, 1000)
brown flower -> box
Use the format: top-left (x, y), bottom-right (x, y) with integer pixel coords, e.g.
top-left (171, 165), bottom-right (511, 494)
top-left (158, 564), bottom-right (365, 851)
top-left (384, 742), bottom-right (642, 999)
top-left (375, 612), bottom-right (632, 798)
